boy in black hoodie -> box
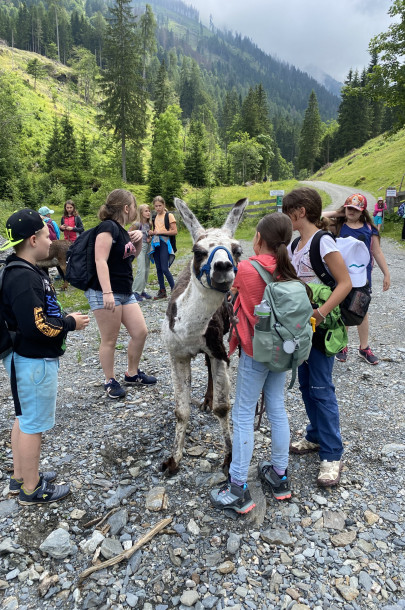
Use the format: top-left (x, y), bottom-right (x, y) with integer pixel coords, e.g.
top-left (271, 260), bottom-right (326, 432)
top-left (0, 209), bottom-right (89, 505)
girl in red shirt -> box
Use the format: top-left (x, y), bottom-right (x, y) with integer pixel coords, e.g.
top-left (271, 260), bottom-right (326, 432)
top-left (60, 200), bottom-right (84, 243)
top-left (211, 213), bottom-right (309, 514)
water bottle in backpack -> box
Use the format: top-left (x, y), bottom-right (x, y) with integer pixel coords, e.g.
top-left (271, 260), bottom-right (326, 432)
top-left (254, 300), bottom-right (271, 331)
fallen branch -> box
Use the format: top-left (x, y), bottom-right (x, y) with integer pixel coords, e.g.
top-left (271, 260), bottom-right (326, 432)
top-left (78, 516), bottom-right (173, 583)
top-left (83, 507), bottom-right (119, 530)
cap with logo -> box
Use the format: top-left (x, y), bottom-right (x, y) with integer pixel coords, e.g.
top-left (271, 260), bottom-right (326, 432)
top-left (343, 193), bottom-right (367, 212)
top-left (38, 206), bottom-right (54, 216)
top-left (0, 209), bottom-right (45, 251)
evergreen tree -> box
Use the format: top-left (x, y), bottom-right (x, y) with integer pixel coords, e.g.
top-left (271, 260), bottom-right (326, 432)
top-left (335, 71), bottom-right (371, 155)
top-left (228, 132), bottom-right (262, 184)
top-left (154, 59), bottom-right (175, 118)
top-left (298, 90), bottom-right (322, 174)
top-left (59, 113), bottom-right (77, 168)
top-left (26, 58), bottom-right (45, 89)
top-left (45, 117), bottom-right (61, 172)
top-left (79, 130), bottom-right (91, 170)
top-left (219, 89), bottom-right (241, 154)
top-left (98, 0), bottom-right (146, 182)
top-left (148, 105), bottom-right (184, 203)
top-left (139, 4), bottom-right (157, 80)
top-left (184, 119), bottom-right (209, 187)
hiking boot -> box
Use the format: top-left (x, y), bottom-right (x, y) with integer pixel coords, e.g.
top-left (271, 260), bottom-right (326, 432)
top-left (19, 478), bottom-right (70, 506)
top-left (258, 462), bottom-right (291, 500)
top-left (104, 378), bottom-right (126, 399)
top-left (289, 438), bottom-right (320, 455)
top-left (124, 369), bottom-right (157, 386)
top-left (335, 346), bottom-right (348, 362)
top-left (134, 292), bottom-right (144, 302)
top-left (358, 345), bottom-right (379, 365)
top-left (9, 471), bottom-right (57, 495)
top-left (317, 459), bottom-right (343, 487)
top-left (153, 289), bottom-right (167, 300)
top-left (210, 477), bottom-right (255, 514)
top-left (141, 291), bottom-right (152, 300)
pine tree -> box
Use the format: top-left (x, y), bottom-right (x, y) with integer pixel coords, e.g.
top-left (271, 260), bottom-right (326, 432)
top-left (184, 119), bottom-right (209, 187)
top-left (98, 0), bottom-right (146, 182)
top-left (148, 105), bottom-right (184, 203)
top-left (45, 117), bottom-right (61, 172)
top-left (79, 130), bottom-right (91, 170)
top-left (139, 4), bottom-right (157, 80)
top-left (298, 90), bottom-right (322, 174)
top-left (154, 59), bottom-right (175, 118)
top-left (26, 58), bottom-right (45, 89)
top-left (335, 71), bottom-right (371, 155)
top-left (59, 113), bottom-right (77, 168)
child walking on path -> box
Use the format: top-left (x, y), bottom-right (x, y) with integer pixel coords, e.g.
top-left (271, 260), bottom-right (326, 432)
top-left (131, 204), bottom-right (152, 302)
top-left (149, 196), bottom-right (177, 300)
top-left (323, 193), bottom-right (391, 365)
top-left (84, 189), bottom-right (157, 399)
top-left (373, 197), bottom-right (388, 232)
top-left (210, 213), bottom-right (307, 514)
top-left (283, 187), bottom-right (352, 487)
top-left (0, 209), bottom-right (89, 505)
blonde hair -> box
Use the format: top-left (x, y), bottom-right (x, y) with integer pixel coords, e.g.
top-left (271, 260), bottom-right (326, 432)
top-left (98, 189), bottom-right (136, 223)
top-left (138, 204), bottom-right (151, 224)
top-left (153, 195), bottom-right (167, 212)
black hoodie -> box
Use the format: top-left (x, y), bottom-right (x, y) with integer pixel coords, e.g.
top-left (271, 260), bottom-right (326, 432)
top-left (1, 254), bottom-right (76, 358)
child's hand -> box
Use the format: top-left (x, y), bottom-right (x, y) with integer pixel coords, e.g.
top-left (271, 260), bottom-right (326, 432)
top-left (128, 230), bottom-right (142, 244)
top-left (69, 312), bottom-right (90, 330)
top-left (383, 274), bottom-right (390, 291)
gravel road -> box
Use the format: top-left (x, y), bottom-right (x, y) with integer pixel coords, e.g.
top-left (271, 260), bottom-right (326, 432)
top-left (0, 188), bottom-right (404, 610)
top-left (302, 181), bottom-right (377, 209)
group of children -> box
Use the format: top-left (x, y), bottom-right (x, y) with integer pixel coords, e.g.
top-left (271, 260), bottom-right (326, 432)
top-left (0, 187), bottom-right (390, 510)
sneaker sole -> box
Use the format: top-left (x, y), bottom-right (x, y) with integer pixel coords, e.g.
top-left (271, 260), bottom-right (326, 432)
top-left (317, 462), bottom-right (343, 487)
top-left (211, 500), bottom-right (256, 514)
top-left (358, 352), bottom-right (379, 365)
top-left (289, 443), bottom-right (320, 455)
top-left (335, 355), bottom-right (347, 362)
top-left (124, 380), bottom-right (157, 386)
top-left (105, 391), bottom-right (126, 399)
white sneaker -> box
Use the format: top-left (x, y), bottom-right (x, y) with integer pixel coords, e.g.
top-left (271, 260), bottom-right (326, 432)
top-left (290, 438), bottom-right (320, 455)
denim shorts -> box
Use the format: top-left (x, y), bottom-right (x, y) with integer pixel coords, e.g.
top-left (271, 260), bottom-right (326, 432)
top-left (3, 353), bottom-right (59, 434)
top-left (84, 288), bottom-right (137, 311)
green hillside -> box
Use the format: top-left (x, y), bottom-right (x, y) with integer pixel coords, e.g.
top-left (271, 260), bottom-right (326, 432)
top-left (312, 128), bottom-right (405, 197)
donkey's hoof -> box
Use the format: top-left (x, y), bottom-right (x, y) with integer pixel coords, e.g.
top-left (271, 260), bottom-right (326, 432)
top-left (161, 457), bottom-right (180, 477)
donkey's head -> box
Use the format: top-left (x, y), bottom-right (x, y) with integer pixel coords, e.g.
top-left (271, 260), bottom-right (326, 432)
top-left (174, 198), bottom-right (248, 293)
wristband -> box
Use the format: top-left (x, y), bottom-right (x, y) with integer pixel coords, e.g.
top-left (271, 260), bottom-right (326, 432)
top-left (317, 308), bottom-right (326, 320)
top-left (103, 291), bottom-right (113, 295)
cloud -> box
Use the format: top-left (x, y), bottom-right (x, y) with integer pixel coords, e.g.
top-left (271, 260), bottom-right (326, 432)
top-left (190, 0), bottom-right (393, 82)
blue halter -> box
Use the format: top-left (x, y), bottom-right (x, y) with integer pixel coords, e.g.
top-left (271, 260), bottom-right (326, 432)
top-left (195, 246), bottom-right (237, 292)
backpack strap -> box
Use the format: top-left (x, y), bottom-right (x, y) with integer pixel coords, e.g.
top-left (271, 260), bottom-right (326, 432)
top-left (290, 236), bottom-right (300, 254)
top-left (249, 259), bottom-right (275, 284)
top-left (164, 212), bottom-right (170, 231)
top-left (308, 230), bottom-right (336, 288)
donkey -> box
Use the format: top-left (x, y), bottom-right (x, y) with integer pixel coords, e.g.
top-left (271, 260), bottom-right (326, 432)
top-left (37, 239), bottom-right (70, 290)
top-left (161, 197), bottom-right (248, 475)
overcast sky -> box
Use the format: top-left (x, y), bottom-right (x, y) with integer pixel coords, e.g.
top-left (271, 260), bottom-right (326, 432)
top-left (190, 0), bottom-right (393, 83)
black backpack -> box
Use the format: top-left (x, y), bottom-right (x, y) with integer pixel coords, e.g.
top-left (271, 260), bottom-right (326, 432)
top-left (66, 222), bottom-right (119, 290)
top-left (291, 231), bottom-right (371, 326)
top-left (152, 212), bottom-right (177, 253)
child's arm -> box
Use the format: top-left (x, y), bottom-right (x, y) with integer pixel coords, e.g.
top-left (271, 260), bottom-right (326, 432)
top-left (322, 209), bottom-right (344, 219)
top-left (371, 235), bottom-right (390, 291)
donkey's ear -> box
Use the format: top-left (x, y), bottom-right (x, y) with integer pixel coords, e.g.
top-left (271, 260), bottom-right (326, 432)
top-left (174, 198), bottom-right (205, 243)
top-left (221, 198), bottom-right (249, 237)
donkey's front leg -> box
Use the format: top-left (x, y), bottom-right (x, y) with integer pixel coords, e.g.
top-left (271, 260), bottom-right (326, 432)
top-left (210, 357), bottom-right (232, 473)
top-left (162, 356), bottom-right (192, 475)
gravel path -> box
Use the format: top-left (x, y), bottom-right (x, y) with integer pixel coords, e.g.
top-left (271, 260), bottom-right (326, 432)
top-left (1, 201), bottom-right (405, 610)
top-left (302, 181), bottom-right (377, 209)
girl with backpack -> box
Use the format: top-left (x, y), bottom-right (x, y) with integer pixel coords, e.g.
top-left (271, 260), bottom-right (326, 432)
top-left (148, 196), bottom-right (177, 300)
top-left (282, 187), bottom-right (352, 487)
top-left (210, 213), bottom-right (311, 514)
top-left (60, 200), bottom-right (84, 243)
top-left (131, 204), bottom-right (152, 302)
top-left (323, 193), bottom-right (391, 365)
top-left (84, 189), bottom-right (157, 399)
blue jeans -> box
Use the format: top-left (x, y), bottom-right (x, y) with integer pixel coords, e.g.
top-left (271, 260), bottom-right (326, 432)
top-left (229, 349), bottom-right (289, 483)
top-left (154, 239), bottom-right (174, 291)
top-left (298, 346), bottom-right (343, 461)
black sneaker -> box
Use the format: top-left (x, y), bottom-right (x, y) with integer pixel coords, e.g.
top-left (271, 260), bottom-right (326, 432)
top-left (358, 345), bottom-right (379, 365)
top-left (210, 477), bottom-right (255, 514)
top-left (141, 291), bottom-right (152, 300)
top-left (104, 378), bottom-right (126, 399)
top-left (19, 478), bottom-right (70, 506)
top-left (258, 462), bottom-right (291, 500)
top-left (134, 292), bottom-right (144, 302)
top-left (9, 471), bottom-right (57, 495)
top-left (124, 369), bottom-right (157, 385)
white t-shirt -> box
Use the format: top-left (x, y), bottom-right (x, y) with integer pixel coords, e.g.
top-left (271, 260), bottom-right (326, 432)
top-left (288, 231), bottom-right (338, 285)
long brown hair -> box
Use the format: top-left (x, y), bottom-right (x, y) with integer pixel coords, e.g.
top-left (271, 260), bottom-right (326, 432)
top-left (256, 213), bottom-right (313, 300)
top-left (282, 187), bottom-right (329, 231)
top-left (98, 189), bottom-right (136, 223)
top-left (63, 200), bottom-right (78, 216)
top-left (333, 205), bottom-right (379, 240)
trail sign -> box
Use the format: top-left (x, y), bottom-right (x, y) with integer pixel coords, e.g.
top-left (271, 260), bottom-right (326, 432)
top-left (386, 188), bottom-right (397, 197)
top-left (270, 190), bottom-right (285, 196)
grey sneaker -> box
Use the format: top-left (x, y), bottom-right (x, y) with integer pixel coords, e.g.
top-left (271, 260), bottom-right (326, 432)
top-left (289, 438), bottom-right (320, 455)
top-left (258, 462), bottom-right (291, 500)
top-left (9, 471), bottom-right (57, 495)
top-left (317, 460), bottom-right (343, 487)
top-left (210, 477), bottom-right (255, 514)
top-left (358, 346), bottom-right (379, 365)
top-left (19, 478), bottom-right (70, 506)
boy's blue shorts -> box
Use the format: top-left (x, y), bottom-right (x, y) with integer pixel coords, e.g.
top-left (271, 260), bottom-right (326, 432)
top-left (3, 353), bottom-right (59, 434)
top-left (374, 216), bottom-right (383, 225)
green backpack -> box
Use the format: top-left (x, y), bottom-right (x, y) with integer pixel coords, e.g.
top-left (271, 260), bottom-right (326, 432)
top-left (250, 261), bottom-right (314, 388)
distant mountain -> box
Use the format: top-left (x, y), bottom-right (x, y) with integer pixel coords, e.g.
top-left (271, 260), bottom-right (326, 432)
top-left (303, 64), bottom-right (343, 97)
top-left (136, 0), bottom-right (340, 121)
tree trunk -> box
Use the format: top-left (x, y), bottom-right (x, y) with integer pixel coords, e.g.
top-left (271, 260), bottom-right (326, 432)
top-left (55, 8), bottom-right (60, 62)
top-left (122, 131), bottom-right (127, 182)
